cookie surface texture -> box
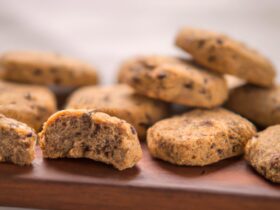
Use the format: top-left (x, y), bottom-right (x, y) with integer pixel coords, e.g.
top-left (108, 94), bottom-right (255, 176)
top-left (175, 27), bottom-right (275, 87)
top-left (147, 108), bottom-right (256, 166)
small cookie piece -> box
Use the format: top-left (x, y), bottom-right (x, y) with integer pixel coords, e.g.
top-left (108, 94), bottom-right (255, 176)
top-left (39, 109), bottom-right (142, 170)
top-left (66, 84), bottom-right (169, 139)
top-left (226, 84), bottom-right (280, 128)
top-left (0, 51), bottom-right (99, 87)
top-left (147, 108), bottom-right (256, 166)
top-left (118, 55), bottom-right (228, 108)
top-left (175, 27), bottom-right (276, 87)
top-left (0, 114), bottom-right (36, 165)
top-left (0, 80), bottom-right (57, 131)
top-left (245, 125), bottom-right (280, 183)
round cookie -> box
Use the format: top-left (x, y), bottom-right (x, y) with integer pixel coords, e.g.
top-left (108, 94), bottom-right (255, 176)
top-left (66, 84), bottom-right (169, 139)
top-left (0, 51), bottom-right (99, 87)
top-left (147, 108), bottom-right (256, 166)
top-left (0, 80), bottom-right (57, 131)
top-left (39, 109), bottom-right (142, 170)
top-left (226, 84), bottom-right (280, 128)
top-left (175, 27), bottom-right (276, 87)
top-left (245, 125), bottom-right (280, 183)
top-left (118, 55), bottom-right (228, 108)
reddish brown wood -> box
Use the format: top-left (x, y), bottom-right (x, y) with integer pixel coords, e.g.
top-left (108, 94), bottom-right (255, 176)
top-left (0, 145), bottom-right (279, 210)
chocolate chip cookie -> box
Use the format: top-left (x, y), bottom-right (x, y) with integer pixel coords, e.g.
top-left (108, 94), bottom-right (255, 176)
top-left (66, 84), bottom-right (169, 139)
top-left (245, 125), bottom-right (280, 183)
top-left (0, 114), bottom-right (37, 165)
top-left (118, 55), bottom-right (228, 108)
top-left (39, 109), bottom-right (142, 170)
top-left (0, 80), bottom-right (57, 131)
top-left (175, 27), bottom-right (276, 87)
top-left (226, 84), bottom-right (280, 128)
top-left (0, 51), bottom-right (99, 87)
top-left (147, 108), bottom-right (256, 166)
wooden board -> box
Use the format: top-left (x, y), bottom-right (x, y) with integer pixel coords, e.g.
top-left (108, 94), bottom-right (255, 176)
top-left (0, 145), bottom-right (279, 210)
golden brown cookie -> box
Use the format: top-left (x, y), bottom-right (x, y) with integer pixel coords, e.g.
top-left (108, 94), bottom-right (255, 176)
top-left (226, 84), bottom-right (280, 128)
top-left (245, 125), bottom-right (280, 183)
top-left (0, 114), bottom-right (37, 165)
top-left (118, 55), bottom-right (228, 108)
top-left (0, 51), bottom-right (99, 87)
top-left (39, 109), bottom-right (142, 170)
top-left (147, 108), bottom-right (256, 166)
top-left (175, 27), bottom-right (276, 87)
top-left (0, 80), bottom-right (57, 131)
top-left (66, 84), bottom-right (169, 139)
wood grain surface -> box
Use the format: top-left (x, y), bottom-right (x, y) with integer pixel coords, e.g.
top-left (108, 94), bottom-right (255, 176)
top-left (0, 145), bottom-right (279, 210)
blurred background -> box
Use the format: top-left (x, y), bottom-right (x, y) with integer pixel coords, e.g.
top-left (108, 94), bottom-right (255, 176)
top-left (0, 0), bottom-right (279, 209)
top-left (0, 0), bottom-right (279, 85)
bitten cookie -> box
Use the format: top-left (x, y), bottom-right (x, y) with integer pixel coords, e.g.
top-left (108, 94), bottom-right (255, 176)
top-left (245, 125), bottom-right (280, 183)
top-left (39, 109), bottom-right (142, 170)
top-left (0, 80), bottom-right (57, 131)
top-left (118, 55), bottom-right (228, 108)
top-left (147, 108), bottom-right (256, 166)
top-left (0, 114), bottom-right (37, 165)
top-left (66, 84), bottom-right (169, 139)
top-left (175, 27), bottom-right (276, 87)
top-left (226, 84), bottom-right (280, 128)
top-left (0, 51), bottom-right (99, 87)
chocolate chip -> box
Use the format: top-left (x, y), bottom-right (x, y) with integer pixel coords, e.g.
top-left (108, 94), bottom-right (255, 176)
top-left (208, 55), bottom-right (216, 62)
top-left (75, 132), bottom-right (81, 136)
top-left (216, 38), bottom-right (224, 45)
top-left (210, 143), bottom-right (216, 149)
top-left (200, 120), bottom-right (213, 126)
top-left (33, 68), bottom-right (42, 76)
top-left (157, 72), bottom-right (167, 80)
top-left (54, 77), bottom-right (61, 85)
top-left (24, 93), bottom-right (32, 100)
top-left (199, 88), bottom-right (207, 94)
top-left (197, 40), bottom-right (205, 48)
top-left (83, 145), bottom-right (91, 152)
top-left (192, 155), bottom-right (196, 159)
top-left (232, 145), bottom-right (240, 153)
top-left (50, 67), bottom-right (58, 74)
top-left (130, 126), bottom-right (137, 135)
top-left (26, 132), bottom-right (33, 137)
top-left (132, 76), bottom-right (141, 84)
top-left (184, 81), bottom-right (194, 89)
top-left (217, 149), bottom-right (223, 155)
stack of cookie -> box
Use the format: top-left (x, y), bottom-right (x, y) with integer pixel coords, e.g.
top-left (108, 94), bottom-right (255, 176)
top-left (0, 28), bottom-right (279, 181)
top-left (0, 51), bottom-right (143, 170)
top-left (116, 27), bottom-right (279, 182)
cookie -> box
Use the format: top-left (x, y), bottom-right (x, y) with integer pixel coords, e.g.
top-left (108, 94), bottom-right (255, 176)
top-left (175, 27), bottom-right (276, 87)
top-left (0, 114), bottom-right (37, 165)
top-left (39, 109), bottom-right (142, 170)
top-left (245, 125), bottom-right (280, 183)
top-left (0, 51), bottom-right (99, 87)
top-left (66, 84), bottom-right (169, 139)
top-left (118, 55), bottom-right (228, 108)
top-left (226, 84), bottom-right (280, 128)
top-left (0, 80), bottom-right (57, 131)
top-left (147, 108), bottom-right (256, 166)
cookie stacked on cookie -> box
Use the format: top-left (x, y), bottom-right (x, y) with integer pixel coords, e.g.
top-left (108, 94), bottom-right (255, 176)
top-left (116, 27), bottom-right (280, 182)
